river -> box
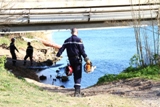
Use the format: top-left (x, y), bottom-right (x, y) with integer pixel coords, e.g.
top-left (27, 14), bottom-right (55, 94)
top-left (37, 26), bottom-right (147, 89)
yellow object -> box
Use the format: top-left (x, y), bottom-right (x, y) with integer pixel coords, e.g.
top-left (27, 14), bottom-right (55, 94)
top-left (84, 62), bottom-right (96, 73)
top-left (86, 63), bottom-right (91, 72)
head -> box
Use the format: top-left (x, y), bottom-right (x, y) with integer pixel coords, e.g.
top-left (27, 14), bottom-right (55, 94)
top-left (71, 28), bottom-right (78, 36)
top-left (27, 42), bottom-right (31, 46)
top-left (11, 38), bottom-right (15, 43)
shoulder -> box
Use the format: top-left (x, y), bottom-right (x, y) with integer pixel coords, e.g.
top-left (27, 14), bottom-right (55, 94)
top-left (76, 36), bottom-right (81, 40)
top-left (73, 36), bottom-right (81, 41)
top-left (64, 37), bottom-right (71, 42)
top-left (28, 46), bottom-right (33, 49)
top-left (10, 43), bottom-right (14, 46)
top-left (75, 36), bottom-right (83, 43)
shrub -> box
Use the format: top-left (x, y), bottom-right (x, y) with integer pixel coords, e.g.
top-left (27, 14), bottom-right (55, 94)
top-left (97, 65), bottom-right (160, 84)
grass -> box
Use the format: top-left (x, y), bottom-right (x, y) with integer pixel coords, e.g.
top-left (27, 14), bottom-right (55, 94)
top-left (97, 65), bottom-right (160, 84)
top-left (0, 35), bottom-right (26, 49)
top-left (0, 64), bottom-right (69, 107)
top-left (0, 36), bottom-right (10, 46)
top-left (0, 33), bottom-right (47, 50)
top-left (0, 64), bottom-right (143, 107)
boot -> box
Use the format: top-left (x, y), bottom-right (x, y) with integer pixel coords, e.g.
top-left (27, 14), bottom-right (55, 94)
top-left (74, 88), bottom-right (81, 97)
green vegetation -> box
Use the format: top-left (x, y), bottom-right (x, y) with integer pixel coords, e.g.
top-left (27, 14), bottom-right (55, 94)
top-left (0, 36), bottom-right (10, 46)
top-left (0, 34), bottom-right (46, 50)
top-left (97, 64), bottom-right (160, 84)
top-left (0, 36), bottom-right (26, 49)
top-left (0, 56), bottom-right (68, 107)
top-left (0, 55), bottom-right (6, 68)
top-left (97, 52), bottom-right (160, 84)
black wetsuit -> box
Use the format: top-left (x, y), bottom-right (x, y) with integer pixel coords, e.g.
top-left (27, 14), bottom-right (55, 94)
top-left (24, 45), bottom-right (33, 65)
top-left (9, 42), bottom-right (18, 66)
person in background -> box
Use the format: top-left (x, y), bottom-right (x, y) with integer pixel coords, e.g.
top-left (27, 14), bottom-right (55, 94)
top-left (56, 28), bottom-right (91, 97)
top-left (9, 38), bottom-right (19, 66)
top-left (23, 42), bottom-right (33, 66)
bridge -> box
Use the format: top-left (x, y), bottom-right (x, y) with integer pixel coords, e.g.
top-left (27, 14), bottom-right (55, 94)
top-left (0, 0), bottom-right (160, 32)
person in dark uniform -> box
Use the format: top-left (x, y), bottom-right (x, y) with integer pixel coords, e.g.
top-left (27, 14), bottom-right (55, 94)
top-left (56, 28), bottom-right (91, 97)
top-left (23, 42), bottom-right (33, 66)
top-left (9, 38), bottom-right (19, 66)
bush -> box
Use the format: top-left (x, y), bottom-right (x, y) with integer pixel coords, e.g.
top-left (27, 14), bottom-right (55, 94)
top-left (97, 65), bottom-right (160, 84)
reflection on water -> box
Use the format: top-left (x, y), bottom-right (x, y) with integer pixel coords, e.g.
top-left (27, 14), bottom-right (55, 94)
top-left (37, 27), bottom-right (138, 89)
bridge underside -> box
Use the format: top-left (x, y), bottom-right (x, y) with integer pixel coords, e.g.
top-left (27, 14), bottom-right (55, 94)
top-left (0, 19), bottom-right (157, 33)
top-left (0, 0), bottom-right (159, 32)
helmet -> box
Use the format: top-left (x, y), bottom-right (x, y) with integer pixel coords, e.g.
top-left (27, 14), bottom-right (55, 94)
top-left (11, 38), bottom-right (15, 42)
top-left (65, 65), bottom-right (73, 76)
top-left (84, 62), bottom-right (96, 73)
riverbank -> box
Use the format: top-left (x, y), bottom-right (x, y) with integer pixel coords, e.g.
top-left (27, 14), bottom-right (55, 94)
top-left (0, 32), bottom-right (160, 107)
top-left (1, 31), bottom-right (57, 81)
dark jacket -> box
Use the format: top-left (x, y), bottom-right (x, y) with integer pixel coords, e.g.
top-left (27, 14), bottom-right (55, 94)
top-left (10, 42), bottom-right (18, 53)
top-left (56, 35), bottom-right (87, 59)
top-left (26, 45), bottom-right (33, 56)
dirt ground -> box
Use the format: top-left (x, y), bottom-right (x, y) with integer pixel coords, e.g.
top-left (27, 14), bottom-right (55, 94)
top-left (1, 45), bottom-right (160, 107)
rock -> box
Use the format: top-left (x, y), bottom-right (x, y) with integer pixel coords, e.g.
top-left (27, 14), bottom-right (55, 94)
top-left (56, 70), bottom-right (60, 73)
top-left (61, 76), bottom-right (69, 82)
top-left (157, 93), bottom-right (160, 96)
top-left (40, 49), bottom-right (47, 54)
top-left (56, 75), bottom-right (61, 79)
top-left (112, 91), bottom-right (125, 95)
top-left (60, 85), bottom-right (65, 88)
top-left (43, 59), bottom-right (53, 66)
top-left (39, 75), bottom-right (47, 80)
top-left (0, 43), bottom-right (9, 49)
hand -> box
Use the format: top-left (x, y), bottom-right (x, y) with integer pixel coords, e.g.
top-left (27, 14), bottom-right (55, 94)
top-left (84, 57), bottom-right (90, 64)
top-left (86, 60), bottom-right (90, 64)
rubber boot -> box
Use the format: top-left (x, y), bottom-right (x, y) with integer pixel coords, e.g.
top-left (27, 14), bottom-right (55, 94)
top-left (74, 87), bottom-right (81, 97)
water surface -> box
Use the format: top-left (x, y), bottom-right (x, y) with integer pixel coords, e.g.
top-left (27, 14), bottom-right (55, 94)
top-left (37, 27), bottom-right (138, 88)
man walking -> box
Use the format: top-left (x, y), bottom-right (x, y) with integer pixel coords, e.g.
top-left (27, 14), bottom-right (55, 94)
top-left (9, 38), bottom-right (19, 66)
top-left (56, 28), bottom-right (91, 97)
top-left (23, 42), bottom-right (33, 66)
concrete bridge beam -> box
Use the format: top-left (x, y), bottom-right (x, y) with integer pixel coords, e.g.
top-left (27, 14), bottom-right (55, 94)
top-left (0, 0), bottom-right (159, 31)
top-left (0, 0), bottom-right (160, 8)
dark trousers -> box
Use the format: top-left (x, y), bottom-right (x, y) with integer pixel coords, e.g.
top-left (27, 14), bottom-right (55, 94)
top-left (11, 52), bottom-right (17, 65)
top-left (24, 54), bottom-right (33, 65)
top-left (69, 58), bottom-right (82, 90)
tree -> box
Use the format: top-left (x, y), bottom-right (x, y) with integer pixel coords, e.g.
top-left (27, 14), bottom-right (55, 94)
top-left (131, 0), bottom-right (160, 67)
